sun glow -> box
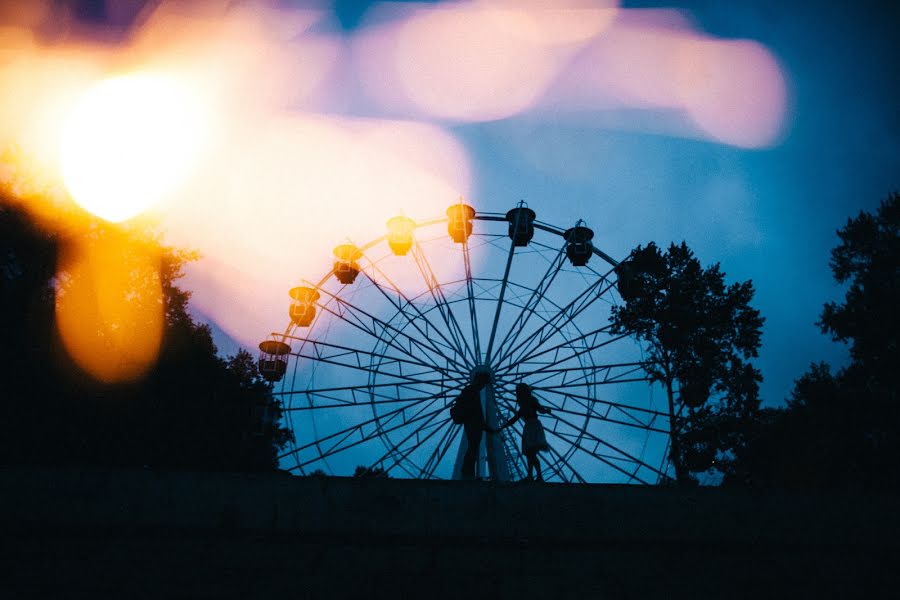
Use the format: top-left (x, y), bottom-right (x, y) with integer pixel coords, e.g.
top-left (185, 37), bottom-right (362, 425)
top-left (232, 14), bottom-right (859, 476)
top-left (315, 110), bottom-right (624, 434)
top-left (59, 73), bottom-right (207, 223)
top-left (55, 231), bottom-right (164, 383)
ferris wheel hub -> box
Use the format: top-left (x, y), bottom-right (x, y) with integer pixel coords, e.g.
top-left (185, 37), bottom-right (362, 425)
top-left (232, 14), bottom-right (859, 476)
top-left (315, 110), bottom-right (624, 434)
top-left (470, 364), bottom-right (494, 383)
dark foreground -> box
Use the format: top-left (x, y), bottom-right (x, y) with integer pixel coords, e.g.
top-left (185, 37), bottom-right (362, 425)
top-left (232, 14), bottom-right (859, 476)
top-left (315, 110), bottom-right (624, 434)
top-left (1, 468), bottom-right (897, 599)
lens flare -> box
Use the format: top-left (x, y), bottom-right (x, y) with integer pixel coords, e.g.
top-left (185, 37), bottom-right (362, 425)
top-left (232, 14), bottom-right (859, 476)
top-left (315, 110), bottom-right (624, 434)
top-left (674, 38), bottom-right (787, 148)
top-left (55, 231), bottom-right (164, 383)
top-left (60, 73), bottom-right (206, 222)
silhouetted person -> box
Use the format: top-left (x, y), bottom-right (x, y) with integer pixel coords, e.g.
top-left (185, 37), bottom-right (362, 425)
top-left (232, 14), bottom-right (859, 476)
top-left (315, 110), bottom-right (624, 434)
top-left (490, 383), bottom-right (551, 481)
top-left (451, 373), bottom-right (491, 480)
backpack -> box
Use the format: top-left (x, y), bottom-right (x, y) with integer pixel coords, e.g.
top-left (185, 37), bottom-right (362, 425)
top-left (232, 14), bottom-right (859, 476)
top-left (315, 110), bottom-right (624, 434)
top-left (449, 402), bottom-right (465, 424)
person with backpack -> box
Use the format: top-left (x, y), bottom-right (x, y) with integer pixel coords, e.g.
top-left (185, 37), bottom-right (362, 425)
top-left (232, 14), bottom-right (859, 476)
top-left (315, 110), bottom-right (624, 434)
top-left (449, 372), bottom-right (492, 480)
top-left (488, 383), bottom-right (552, 481)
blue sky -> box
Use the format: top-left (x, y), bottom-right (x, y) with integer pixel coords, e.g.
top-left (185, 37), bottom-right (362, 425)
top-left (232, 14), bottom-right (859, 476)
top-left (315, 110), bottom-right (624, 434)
top-left (321, 0), bottom-right (899, 406)
top-left (266, 0), bottom-right (900, 478)
top-left (4, 0), bottom-right (892, 479)
top-left (619, 0), bottom-right (899, 403)
top-left (52, 0), bottom-right (900, 408)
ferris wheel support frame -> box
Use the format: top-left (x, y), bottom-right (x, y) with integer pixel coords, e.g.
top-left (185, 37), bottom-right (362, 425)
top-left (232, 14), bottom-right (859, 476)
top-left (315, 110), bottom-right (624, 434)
top-left (266, 209), bottom-right (669, 483)
top-left (446, 213), bottom-right (620, 482)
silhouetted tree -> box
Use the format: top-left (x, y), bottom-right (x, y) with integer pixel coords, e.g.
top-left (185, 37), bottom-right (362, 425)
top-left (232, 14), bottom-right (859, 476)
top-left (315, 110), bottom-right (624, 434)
top-left (611, 242), bottom-right (764, 484)
top-left (0, 195), bottom-right (292, 471)
top-left (353, 465), bottom-right (390, 478)
top-left (726, 193), bottom-right (899, 489)
top-left (820, 193), bottom-right (899, 383)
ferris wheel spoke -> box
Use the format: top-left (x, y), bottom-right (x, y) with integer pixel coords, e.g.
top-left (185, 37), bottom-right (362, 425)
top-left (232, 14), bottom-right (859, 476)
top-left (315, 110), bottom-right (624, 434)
top-left (361, 260), bottom-right (473, 372)
top-left (542, 438), bottom-right (588, 484)
top-left (484, 227), bottom-right (520, 365)
top-left (314, 286), bottom-right (465, 372)
top-left (488, 244), bottom-right (567, 368)
top-left (424, 423), bottom-right (463, 479)
top-left (338, 388), bottom-right (446, 462)
top-left (537, 378), bottom-right (656, 392)
top-left (320, 283), bottom-right (463, 363)
top-left (495, 390), bottom-right (582, 483)
top-left (493, 377), bottom-right (665, 427)
top-left (270, 212), bottom-right (670, 483)
top-left (282, 393), bottom-right (451, 412)
top-left (294, 403), bottom-right (449, 470)
top-left (372, 411), bottom-right (452, 477)
top-left (498, 331), bottom-right (630, 383)
top-left (411, 241), bottom-right (478, 367)
top-left (283, 336), bottom-right (462, 380)
top-left (529, 393), bottom-right (668, 434)
top-left (519, 362), bottom-right (650, 386)
top-left (289, 349), bottom-right (462, 386)
top-left (297, 381), bottom-right (461, 408)
top-left (313, 301), bottom-right (457, 374)
top-left (500, 427), bottom-right (526, 481)
top-left (281, 391), bottom-right (447, 463)
top-left (543, 410), bottom-right (666, 481)
top-left (492, 270), bottom-right (617, 370)
top-left (493, 393), bottom-right (546, 481)
top-left (280, 401), bottom-right (415, 462)
top-left (461, 238), bottom-right (482, 361)
top-left (554, 431), bottom-right (650, 471)
top-left (274, 379), bottom-right (456, 397)
top-left (418, 417), bottom-right (459, 478)
top-left (503, 359), bottom-right (649, 393)
top-left (278, 389), bottom-right (448, 460)
top-left (497, 412), bottom-right (576, 483)
top-left (528, 386), bottom-right (668, 424)
top-left (494, 324), bottom-right (621, 378)
top-left (543, 426), bottom-right (648, 484)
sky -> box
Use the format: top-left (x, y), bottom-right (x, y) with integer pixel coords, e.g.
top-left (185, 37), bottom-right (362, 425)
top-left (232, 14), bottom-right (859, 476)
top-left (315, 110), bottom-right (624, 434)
top-left (320, 0), bottom-right (900, 406)
top-left (1, 0), bottom-right (898, 413)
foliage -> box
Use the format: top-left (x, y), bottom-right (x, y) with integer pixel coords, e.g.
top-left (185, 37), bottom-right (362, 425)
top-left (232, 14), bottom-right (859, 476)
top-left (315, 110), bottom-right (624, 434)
top-left (725, 193), bottom-right (899, 489)
top-left (0, 196), bottom-right (292, 471)
top-left (611, 242), bottom-right (764, 483)
top-left (819, 192), bottom-right (899, 381)
top-left (353, 465), bottom-right (390, 478)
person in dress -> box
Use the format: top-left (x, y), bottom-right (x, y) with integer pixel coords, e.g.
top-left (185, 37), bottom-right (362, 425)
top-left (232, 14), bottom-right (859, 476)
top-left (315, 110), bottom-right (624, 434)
top-left (490, 383), bottom-right (552, 482)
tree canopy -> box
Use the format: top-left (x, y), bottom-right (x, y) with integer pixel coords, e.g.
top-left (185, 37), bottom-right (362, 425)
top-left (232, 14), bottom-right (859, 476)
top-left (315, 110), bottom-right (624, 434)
top-left (820, 192), bottom-right (899, 382)
top-left (725, 193), bottom-right (899, 489)
top-left (611, 242), bottom-right (764, 484)
top-left (0, 195), bottom-right (292, 471)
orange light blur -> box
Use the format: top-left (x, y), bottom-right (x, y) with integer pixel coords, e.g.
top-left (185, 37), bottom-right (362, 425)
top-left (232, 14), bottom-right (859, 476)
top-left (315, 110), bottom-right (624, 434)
top-left (55, 231), bottom-right (163, 383)
top-left (0, 0), bottom-right (790, 361)
top-left (60, 73), bottom-right (209, 222)
top-left (162, 114), bottom-right (472, 348)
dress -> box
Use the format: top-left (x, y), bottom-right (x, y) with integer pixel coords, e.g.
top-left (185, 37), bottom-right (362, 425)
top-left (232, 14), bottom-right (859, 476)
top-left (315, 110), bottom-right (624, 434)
top-left (507, 392), bottom-right (551, 454)
top-left (521, 418), bottom-right (549, 453)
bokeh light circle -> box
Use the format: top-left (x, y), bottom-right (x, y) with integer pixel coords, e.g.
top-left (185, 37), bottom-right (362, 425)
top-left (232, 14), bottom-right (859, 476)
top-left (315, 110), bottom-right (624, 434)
top-left (60, 73), bottom-right (204, 222)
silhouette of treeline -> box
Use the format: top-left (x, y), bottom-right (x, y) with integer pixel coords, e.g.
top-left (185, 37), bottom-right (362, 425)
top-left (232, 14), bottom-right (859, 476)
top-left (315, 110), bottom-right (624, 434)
top-left (723, 193), bottom-right (899, 489)
top-left (611, 241), bottom-right (764, 485)
top-left (2, 181), bottom-right (896, 488)
top-left (612, 192), bottom-right (898, 489)
top-left (0, 195), bottom-right (291, 471)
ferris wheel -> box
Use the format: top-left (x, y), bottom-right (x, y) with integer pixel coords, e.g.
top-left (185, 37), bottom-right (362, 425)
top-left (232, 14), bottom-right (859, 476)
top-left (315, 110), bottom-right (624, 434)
top-left (258, 203), bottom-right (672, 484)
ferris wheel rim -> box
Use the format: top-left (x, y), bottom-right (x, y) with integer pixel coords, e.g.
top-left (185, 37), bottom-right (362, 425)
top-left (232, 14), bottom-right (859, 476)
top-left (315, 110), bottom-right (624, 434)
top-left (270, 207), bottom-right (668, 483)
top-left (294, 211), bottom-right (621, 295)
top-left (361, 271), bottom-right (600, 479)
